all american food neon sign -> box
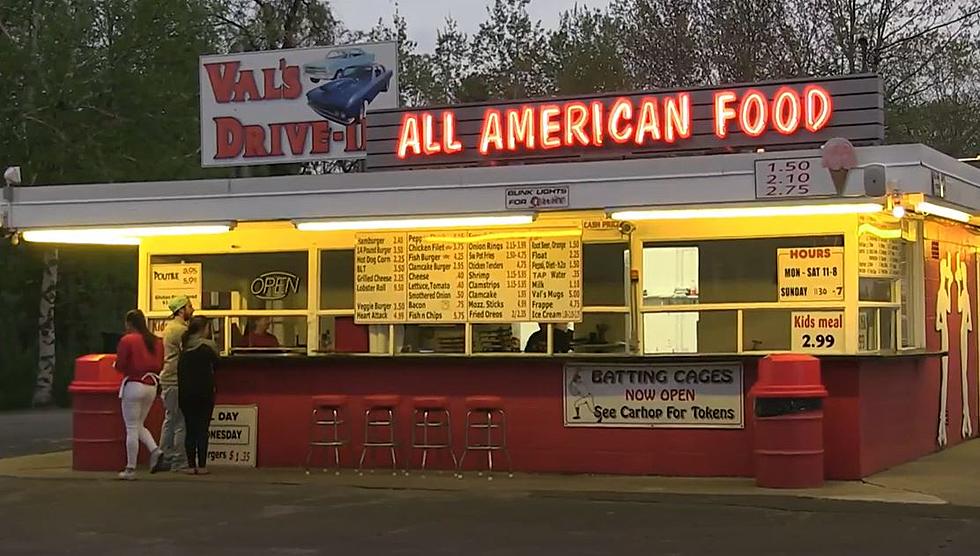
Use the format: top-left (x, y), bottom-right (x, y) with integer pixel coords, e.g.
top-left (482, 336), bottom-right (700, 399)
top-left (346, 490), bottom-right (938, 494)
top-left (396, 85), bottom-right (833, 159)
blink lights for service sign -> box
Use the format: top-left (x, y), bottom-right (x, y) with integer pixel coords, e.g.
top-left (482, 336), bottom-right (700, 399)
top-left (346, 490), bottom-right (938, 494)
top-left (199, 43), bottom-right (398, 167)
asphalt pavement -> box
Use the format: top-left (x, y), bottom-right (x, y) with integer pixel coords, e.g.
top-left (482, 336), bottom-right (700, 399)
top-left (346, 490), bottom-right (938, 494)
top-left (0, 408), bottom-right (71, 458)
top-left (1, 475), bottom-right (980, 555)
top-left (2, 409), bottom-right (980, 555)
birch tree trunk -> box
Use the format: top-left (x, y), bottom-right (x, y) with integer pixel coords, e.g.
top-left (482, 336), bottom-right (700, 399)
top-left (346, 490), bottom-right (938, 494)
top-left (33, 248), bottom-right (58, 407)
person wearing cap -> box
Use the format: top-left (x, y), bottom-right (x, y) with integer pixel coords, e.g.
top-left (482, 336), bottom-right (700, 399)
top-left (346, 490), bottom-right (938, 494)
top-left (158, 295), bottom-right (194, 471)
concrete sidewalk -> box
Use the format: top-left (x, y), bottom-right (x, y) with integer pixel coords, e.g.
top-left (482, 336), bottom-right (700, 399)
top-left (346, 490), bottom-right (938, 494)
top-left (2, 440), bottom-right (979, 509)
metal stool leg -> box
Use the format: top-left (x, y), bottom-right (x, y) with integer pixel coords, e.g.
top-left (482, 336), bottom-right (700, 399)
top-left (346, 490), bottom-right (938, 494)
top-left (499, 409), bottom-right (512, 477)
top-left (358, 408), bottom-right (371, 473)
top-left (388, 409), bottom-right (398, 475)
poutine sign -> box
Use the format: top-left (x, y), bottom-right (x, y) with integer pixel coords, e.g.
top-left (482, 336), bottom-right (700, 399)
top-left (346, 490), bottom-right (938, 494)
top-left (200, 42), bottom-right (398, 167)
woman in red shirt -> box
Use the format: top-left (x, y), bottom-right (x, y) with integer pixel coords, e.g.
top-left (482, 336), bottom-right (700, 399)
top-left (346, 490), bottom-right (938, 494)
top-left (115, 309), bottom-right (166, 480)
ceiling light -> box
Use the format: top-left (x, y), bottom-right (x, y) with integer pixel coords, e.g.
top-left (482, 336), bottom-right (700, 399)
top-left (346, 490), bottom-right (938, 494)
top-left (295, 214), bottom-right (534, 231)
top-left (914, 201), bottom-right (971, 223)
top-left (609, 203), bottom-right (883, 221)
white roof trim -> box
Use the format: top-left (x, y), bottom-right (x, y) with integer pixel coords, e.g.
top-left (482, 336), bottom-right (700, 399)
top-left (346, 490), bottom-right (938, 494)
top-left (4, 144), bottom-right (980, 230)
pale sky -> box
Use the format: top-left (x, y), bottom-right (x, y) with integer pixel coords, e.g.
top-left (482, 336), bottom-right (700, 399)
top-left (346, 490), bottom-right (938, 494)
top-left (331, 0), bottom-right (613, 52)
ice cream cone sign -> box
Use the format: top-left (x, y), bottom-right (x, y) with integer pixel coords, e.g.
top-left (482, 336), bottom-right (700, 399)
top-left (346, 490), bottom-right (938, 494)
top-left (821, 138), bottom-right (858, 195)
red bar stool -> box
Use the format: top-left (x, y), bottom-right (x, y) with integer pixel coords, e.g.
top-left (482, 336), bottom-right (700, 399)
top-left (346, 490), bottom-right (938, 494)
top-left (410, 396), bottom-right (458, 476)
top-left (460, 395), bottom-right (512, 479)
top-left (358, 394), bottom-right (401, 475)
top-left (305, 394), bottom-right (349, 475)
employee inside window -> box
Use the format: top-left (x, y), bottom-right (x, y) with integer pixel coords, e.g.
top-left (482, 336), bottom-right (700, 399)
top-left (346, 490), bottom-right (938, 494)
top-left (524, 323), bottom-right (572, 353)
top-left (244, 316), bottom-right (280, 348)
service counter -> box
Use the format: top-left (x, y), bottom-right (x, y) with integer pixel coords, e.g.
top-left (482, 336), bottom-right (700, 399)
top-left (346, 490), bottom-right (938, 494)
top-left (198, 351), bottom-right (942, 479)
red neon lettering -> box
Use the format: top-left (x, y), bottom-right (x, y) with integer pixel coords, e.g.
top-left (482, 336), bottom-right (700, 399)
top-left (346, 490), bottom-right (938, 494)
top-left (608, 98), bottom-right (633, 144)
top-left (805, 85), bottom-right (832, 132)
top-left (422, 113), bottom-right (441, 155)
top-left (540, 105), bottom-right (562, 149)
top-left (479, 109), bottom-right (505, 154)
top-left (443, 112), bottom-right (463, 153)
top-left (590, 101), bottom-right (605, 146)
top-left (506, 107), bottom-right (536, 150)
top-left (396, 113), bottom-right (422, 159)
top-left (664, 93), bottom-right (691, 143)
top-left (738, 89), bottom-right (768, 137)
top-left (772, 87), bottom-right (801, 135)
top-left (713, 91), bottom-right (738, 139)
top-left (633, 98), bottom-right (661, 145)
top-left (564, 102), bottom-right (590, 147)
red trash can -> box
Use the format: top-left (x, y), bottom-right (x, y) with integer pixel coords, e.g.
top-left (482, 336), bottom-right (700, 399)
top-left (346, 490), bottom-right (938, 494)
top-left (750, 354), bottom-right (828, 488)
top-left (69, 354), bottom-right (126, 471)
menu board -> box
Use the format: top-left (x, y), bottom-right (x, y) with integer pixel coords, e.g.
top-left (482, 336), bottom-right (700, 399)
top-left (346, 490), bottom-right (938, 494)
top-left (354, 233), bottom-right (405, 322)
top-left (355, 231), bottom-right (582, 324)
top-left (859, 233), bottom-right (903, 277)
top-left (468, 237), bottom-right (529, 322)
top-left (406, 232), bottom-right (467, 322)
top-left (530, 237), bottom-right (582, 321)
top-left (777, 247), bottom-right (844, 302)
top-left (150, 263), bottom-right (202, 312)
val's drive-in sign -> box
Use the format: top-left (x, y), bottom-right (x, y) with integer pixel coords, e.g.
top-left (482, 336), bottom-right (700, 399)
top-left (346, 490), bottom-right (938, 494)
top-left (200, 43), bottom-right (398, 167)
top-left (367, 74), bottom-right (883, 170)
top-left (564, 363), bottom-right (743, 428)
top-left (208, 405), bottom-right (257, 467)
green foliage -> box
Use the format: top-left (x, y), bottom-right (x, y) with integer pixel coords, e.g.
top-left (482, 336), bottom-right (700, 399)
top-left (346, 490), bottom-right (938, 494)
top-left (0, 244), bottom-right (43, 409)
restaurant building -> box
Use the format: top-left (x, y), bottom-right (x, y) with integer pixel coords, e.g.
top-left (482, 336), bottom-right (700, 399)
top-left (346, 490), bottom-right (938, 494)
top-left (2, 52), bottom-right (979, 479)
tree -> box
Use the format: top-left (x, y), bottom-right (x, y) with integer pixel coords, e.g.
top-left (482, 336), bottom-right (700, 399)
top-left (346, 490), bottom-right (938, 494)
top-left (424, 18), bottom-right (470, 105)
top-left (355, 6), bottom-right (429, 107)
top-left (212, 0), bottom-right (346, 51)
top-left (469, 0), bottom-right (552, 99)
top-left (610, 0), bottom-right (707, 88)
top-left (33, 249), bottom-right (57, 406)
top-left (701, 0), bottom-right (809, 82)
top-left (545, 6), bottom-right (629, 95)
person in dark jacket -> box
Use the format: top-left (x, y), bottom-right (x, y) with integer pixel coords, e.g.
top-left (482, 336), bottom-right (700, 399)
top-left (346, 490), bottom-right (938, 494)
top-left (177, 316), bottom-right (219, 475)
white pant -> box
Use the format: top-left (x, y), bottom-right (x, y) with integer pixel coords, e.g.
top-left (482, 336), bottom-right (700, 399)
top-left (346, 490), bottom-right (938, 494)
top-left (121, 381), bottom-right (159, 469)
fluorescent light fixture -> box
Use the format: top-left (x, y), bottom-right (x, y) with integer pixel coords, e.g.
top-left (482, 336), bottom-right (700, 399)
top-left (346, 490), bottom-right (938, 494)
top-left (295, 214), bottom-right (534, 231)
top-left (21, 224), bottom-right (232, 245)
top-left (914, 201), bottom-right (971, 223)
top-left (609, 203), bottom-right (883, 221)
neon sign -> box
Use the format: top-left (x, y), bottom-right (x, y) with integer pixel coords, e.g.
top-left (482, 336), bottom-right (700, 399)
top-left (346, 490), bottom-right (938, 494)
top-left (396, 85), bottom-right (833, 160)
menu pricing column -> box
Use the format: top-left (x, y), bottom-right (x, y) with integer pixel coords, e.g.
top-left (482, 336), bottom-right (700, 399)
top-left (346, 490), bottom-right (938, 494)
top-left (530, 237), bottom-right (583, 322)
top-left (406, 233), bottom-right (467, 322)
top-left (354, 233), bottom-right (406, 323)
top-left (468, 236), bottom-right (529, 322)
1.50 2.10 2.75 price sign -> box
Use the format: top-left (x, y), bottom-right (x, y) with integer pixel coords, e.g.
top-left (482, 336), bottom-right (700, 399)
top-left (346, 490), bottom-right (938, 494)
top-left (754, 158), bottom-right (837, 199)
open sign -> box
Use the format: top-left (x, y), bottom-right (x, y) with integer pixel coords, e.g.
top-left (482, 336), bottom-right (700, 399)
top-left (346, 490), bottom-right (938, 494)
top-left (250, 271), bottom-right (300, 300)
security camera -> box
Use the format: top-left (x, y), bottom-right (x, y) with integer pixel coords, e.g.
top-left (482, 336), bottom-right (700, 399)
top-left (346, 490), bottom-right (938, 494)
top-left (4, 166), bottom-right (21, 186)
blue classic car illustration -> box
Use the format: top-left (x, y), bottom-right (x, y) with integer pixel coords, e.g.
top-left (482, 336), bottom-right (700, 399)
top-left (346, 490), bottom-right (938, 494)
top-left (303, 48), bottom-right (375, 83)
top-left (306, 64), bottom-right (393, 126)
